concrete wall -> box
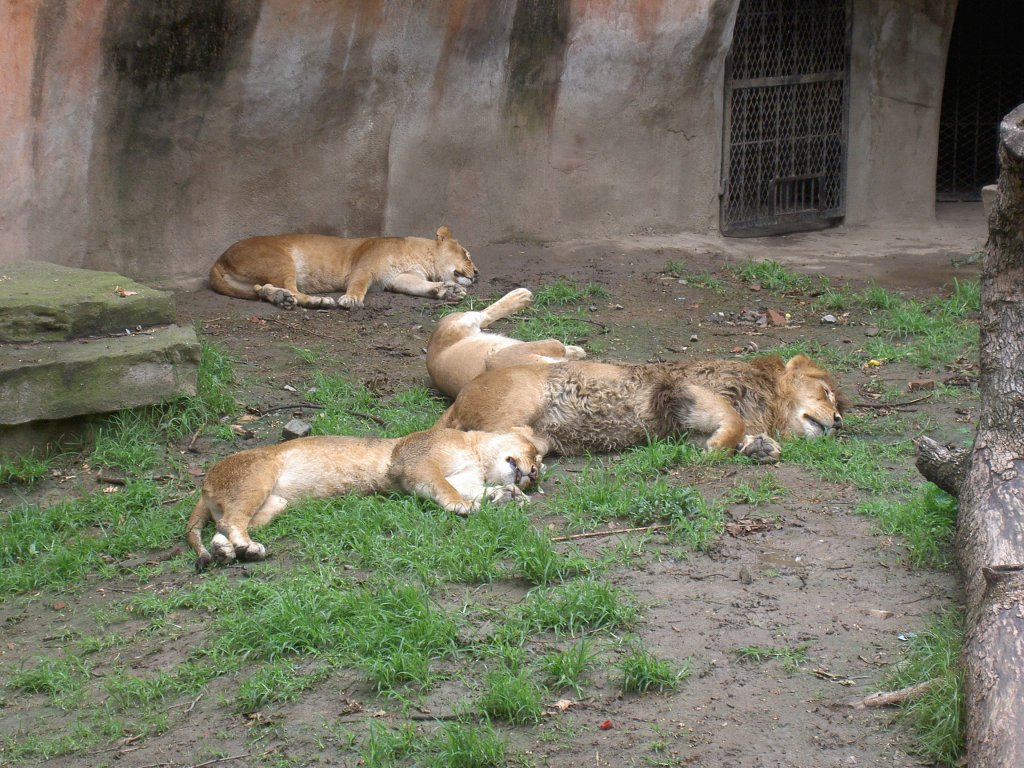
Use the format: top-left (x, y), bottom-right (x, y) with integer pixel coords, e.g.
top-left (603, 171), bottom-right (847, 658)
top-left (0, 0), bottom-right (957, 285)
top-left (846, 0), bottom-right (958, 225)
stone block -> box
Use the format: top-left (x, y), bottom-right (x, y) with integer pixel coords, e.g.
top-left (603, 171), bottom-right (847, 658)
top-left (0, 324), bottom-right (200, 426)
top-left (0, 261), bottom-right (176, 343)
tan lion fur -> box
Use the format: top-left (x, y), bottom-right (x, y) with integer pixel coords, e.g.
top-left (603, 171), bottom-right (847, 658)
top-left (209, 225), bottom-right (478, 309)
top-left (426, 287), bottom-right (586, 398)
top-left (185, 427), bottom-right (545, 571)
top-left (435, 354), bottom-right (847, 461)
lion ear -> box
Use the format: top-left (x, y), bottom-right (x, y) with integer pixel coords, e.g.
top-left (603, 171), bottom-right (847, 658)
top-left (785, 354), bottom-right (811, 370)
top-left (513, 426), bottom-right (549, 457)
top-left (435, 225), bottom-right (452, 242)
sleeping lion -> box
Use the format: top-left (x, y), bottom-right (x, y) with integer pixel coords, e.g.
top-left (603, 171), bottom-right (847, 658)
top-left (186, 427), bottom-right (545, 571)
top-left (209, 225), bottom-right (478, 309)
top-left (426, 287), bottom-right (587, 398)
top-left (434, 354), bottom-right (846, 462)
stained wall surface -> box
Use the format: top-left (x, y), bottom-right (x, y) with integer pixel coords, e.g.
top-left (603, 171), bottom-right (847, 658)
top-left (1, 1), bottom-right (956, 284)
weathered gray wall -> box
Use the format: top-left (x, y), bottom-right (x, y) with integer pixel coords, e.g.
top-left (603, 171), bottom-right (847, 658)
top-left (1, 0), bottom-right (957, 286)
top-left (846, 0), bottom-right (958, 225)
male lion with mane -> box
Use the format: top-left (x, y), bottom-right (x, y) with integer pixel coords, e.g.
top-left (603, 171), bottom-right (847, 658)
top-left (434, 355), bottom-right (846, 462)
top-left (209, 225), bottom-right (477, 309)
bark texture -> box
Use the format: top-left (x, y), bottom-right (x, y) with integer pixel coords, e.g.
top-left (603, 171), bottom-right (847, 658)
top-left (954, 103), bottom-right (1024, 767)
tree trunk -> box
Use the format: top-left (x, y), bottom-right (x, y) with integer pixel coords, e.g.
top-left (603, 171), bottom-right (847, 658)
top-left (925, 103), bottom-right (1024, 767)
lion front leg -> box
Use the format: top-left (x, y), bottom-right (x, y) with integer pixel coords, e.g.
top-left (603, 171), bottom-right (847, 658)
top-left (737, 434), bottom-right (782, 463)
top-left (484, 484), bottom-right (529, 505)
top-left (388, 273), bottom-right (466, 301)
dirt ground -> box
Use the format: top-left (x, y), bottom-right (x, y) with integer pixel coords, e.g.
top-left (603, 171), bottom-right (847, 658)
top-left (1, 205), bottom-right (986, 767)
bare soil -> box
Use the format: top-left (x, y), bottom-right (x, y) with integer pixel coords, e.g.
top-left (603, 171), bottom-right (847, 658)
top-left (1, 216), bottom-right (985, 768)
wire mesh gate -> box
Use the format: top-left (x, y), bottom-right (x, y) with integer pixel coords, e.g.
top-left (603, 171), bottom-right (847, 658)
top-left (720, 0), bottom-right (851, 236)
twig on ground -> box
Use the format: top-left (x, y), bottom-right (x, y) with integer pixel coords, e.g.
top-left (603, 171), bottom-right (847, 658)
top-left (258, 403), bottom-right (325, 415)
top-left (848, 680), bottom-right (935, 710)
top-left (551, 524), bottom-right (668, 542)
top-left (848, 394), bottom-right (933, 410)
top-left (184, 754), bottom-right (252, 768)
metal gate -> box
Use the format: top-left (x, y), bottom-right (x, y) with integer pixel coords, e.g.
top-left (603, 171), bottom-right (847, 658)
top-left (721, 0), bottom-right (851, 236)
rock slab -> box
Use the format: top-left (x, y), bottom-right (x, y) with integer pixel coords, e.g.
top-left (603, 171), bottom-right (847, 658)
top-left (0, 261), bottom-right (199, 437)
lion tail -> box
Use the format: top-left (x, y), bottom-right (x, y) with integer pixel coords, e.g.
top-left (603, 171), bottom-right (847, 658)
top-left (185, 496), bottom-right (214, 572)
top-left (209, 259), bottom-right (257, 300)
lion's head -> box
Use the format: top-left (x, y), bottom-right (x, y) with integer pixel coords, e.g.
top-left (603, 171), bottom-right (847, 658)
top-left (434, 225), bottom-right (478, 287)
top-left (780, 354), bottom-right (847, 438)
top-left (486, 427), bottom-right (547, 489)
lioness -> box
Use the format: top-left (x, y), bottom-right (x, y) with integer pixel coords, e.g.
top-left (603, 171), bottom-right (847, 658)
top-left (186, 427), bottom-right (545, 571)
top-left (435, 355), bottom-right (846, 462)
top-left (209, 225), bottom-right (478, 309)
top-left (426, 287), bottom-right (587, 398)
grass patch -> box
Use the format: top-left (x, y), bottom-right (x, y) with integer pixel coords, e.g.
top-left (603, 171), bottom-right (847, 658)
top-left (855, 484), bottom-right (957, 569)
top-left (539, 638), bottom-right (598, 696)
top-left (884, 611), bottom-right (964, 766)
top-left (735, 259), bottom-right (814, 294)
top-left (0, 480), bottom-right (188, 595)
top-left (307, 374), bottom-right (445, 437)
top-left (478, 666), bottom-right (545, 724)
top-left (0, 453), bottom-right (54, 486)
top-left (782, 436), bottom-right (914, 495)
top-left (531, 279), bottom-right (609, 306)
top-left (735, 643), bottom-right (810, 673)
top-left (620, 644), bottom-right (688, 692)
top-left (663, 262), bottom-right (726, 293)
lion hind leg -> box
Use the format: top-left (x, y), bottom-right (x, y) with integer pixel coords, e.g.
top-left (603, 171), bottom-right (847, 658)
top-left (485, 339), bottom-right (585, 371)
top-left (255, 283), bottom-right (300, 310)
top-left (255, 283), bottom-right (336, 310)
top-left (478, 288), bottom-right (534, 326)
top-left (677, 387), bottom-right (747, 455)
top-left (211, 492), bottom-right (283, 564)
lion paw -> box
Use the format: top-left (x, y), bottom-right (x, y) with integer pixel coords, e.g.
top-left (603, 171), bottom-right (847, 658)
top-left (737, 433), bottom-right (782, 463)
top-left (439, 282), bottom-right (468, 301)
top-left (445, 500), bottom-right (477, 517)
top-left (238, 542), bottom-right (268, 561)
top-left (337, 294), bottom-right (365, 309)
top-left (211, 533), bottom-right (237, 563)
top-left (564, 345), bottom-right (587, 360)
top-left (485, 484), bottom-right (529, 505)
top-left (255, 285), bottom-right (298, 309)
top-left (306, 296), bottom-right (336, 309)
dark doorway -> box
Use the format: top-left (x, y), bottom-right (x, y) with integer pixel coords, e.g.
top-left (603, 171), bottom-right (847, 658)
top-left (937, 0), bottom-right (1024, 201)
top-left (720, 0), bottom-right (851, 237)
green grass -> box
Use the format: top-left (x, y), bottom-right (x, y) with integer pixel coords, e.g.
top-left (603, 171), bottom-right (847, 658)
top-left (855, 484), bottom-right (957, 569)
top-left (478, 666), bottom-right (545, 724)
top-left (0, 480), bottom-right (189, 595)
top-left (620, 644), bottom-right (689, 692)
top-left (725, 473), bottom-right (787, 506)
top-left (540, 638), bottom-right (598, 696)
top-left (307, 374), bottom-right (445, 437)
top-left (663, 262), bottom-right (726, 293)
top-left (884, 612), bottom-right (964, 766)
top-left (781, 436), bottom-right (914, 495)
top-left (531, 279), bottom-right (609, 306)
top-left (735, 259), bottom-right (814, 294)
top-left (735, 643), bottom-right (810, 673)
top-left (9, 655), bottom-right (92, 710)
top-left (0, 453), bottom-right (54, 486)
